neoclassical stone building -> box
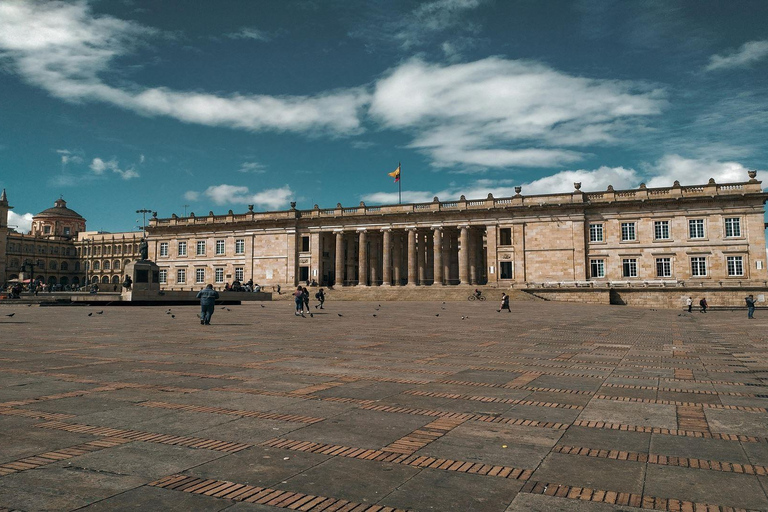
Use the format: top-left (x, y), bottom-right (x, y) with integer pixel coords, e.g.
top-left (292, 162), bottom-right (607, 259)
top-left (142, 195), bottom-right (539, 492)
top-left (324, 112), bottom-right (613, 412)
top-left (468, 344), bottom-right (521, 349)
top-left (0, 194), bottom-right (141, 288)
top-left (2, 173), bottom-right (767, 293)
top-left (145, 172), bottom-right (768, 290)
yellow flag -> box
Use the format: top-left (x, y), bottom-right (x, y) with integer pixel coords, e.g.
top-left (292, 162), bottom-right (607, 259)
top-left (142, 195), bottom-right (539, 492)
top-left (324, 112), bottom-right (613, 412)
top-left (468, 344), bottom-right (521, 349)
top-left (388, 164), bottom-right (400, 182)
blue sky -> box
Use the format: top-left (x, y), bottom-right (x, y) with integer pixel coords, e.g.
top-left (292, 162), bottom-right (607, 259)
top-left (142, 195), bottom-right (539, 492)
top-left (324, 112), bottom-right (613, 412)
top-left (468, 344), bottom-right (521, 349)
top-left (1, 0), bottom-right (767, 233)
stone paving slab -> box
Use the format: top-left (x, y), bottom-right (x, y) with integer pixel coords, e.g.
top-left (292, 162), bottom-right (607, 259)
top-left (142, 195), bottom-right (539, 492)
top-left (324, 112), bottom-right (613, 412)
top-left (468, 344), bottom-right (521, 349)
top-left (1, 300), bottom-right (768, 511)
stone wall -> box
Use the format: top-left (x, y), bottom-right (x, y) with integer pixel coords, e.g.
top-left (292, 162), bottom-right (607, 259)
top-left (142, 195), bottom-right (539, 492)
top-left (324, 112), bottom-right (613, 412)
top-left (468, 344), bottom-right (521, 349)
top-left (524, 289), bottom-right (611, 304)
top-left (610, 288), bottom-right (768, 309)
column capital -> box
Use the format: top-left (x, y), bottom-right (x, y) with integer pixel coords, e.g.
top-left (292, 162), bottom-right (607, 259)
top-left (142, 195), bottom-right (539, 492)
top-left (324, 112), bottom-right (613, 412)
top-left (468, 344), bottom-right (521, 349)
top-left (431, 225), bottom-right (443, 231)
top-left (356, 228), bottom-right (368, 233)
top-left (380, 227), bottom-right (393, 233)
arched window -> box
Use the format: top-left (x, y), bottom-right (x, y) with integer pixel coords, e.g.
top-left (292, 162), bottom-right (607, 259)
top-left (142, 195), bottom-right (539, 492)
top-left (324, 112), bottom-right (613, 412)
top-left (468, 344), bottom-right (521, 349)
top-left (48, 276), bottom-right (56, 285)
top-left (105, 246), bottom-right (111, 255)
top-left (74, 261), bottom-right (80, 271)
top-left (10, 259), bottom-right (18, 268)
top-left (111, 275), bottom-right (120, 284)
top-left (60, 276), bottom-right (69, 286)
top-left (103, 260), bottom-right (110, 270)
top-left (113, 260), bottom-right (120, 270)
top-left (49, 261), bottom-right (57, 270)
top-left (93, 261), bottom-right (100, 270)
top-left (61, 262), bottom-right (69, 271)
top-left (72, 277), bottom-right (80, 285)
top-left (91, 276), bottom-right (99, 284)
top-left (101, 276), bottom-right (109, 284)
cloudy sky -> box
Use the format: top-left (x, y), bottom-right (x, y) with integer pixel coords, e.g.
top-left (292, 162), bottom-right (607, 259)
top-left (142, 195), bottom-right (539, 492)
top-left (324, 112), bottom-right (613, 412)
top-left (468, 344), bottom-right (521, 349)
top-left (1, 0), bottom-right (767, 232)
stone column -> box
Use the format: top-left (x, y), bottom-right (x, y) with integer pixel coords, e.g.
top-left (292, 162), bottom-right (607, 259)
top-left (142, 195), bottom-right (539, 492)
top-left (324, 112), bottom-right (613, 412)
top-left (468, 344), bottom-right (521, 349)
top-left (469, 228), bottom-right (477, 285)
top-left (418, 230), bottom-right (427, 285)
top-left (407, 228), bottom-right (417, 286)
top-left (443, 230), bottom-right (452, 284)
top-left (381, 229), bottom-right (392, 286)
top-left (358, 230), bottom-right (368, 286)
top-left (393, 232), bottom-right (402, 285)
top-left (346, 233), bottom-right (356, 285)
top-left (370, 235), bottom-right (379, 286)
top-left (334, 231), bottom-right (344, 287)
top-left (459, 225), bottom-right (469, 285)
top-left (426, 231), bottom-right (434, 284)
top-left (433, 227), bottom-right (443, 285)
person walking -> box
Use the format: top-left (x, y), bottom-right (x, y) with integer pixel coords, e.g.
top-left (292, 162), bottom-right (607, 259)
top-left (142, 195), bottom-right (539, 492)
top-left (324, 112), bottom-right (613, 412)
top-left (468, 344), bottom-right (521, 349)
top-left (196, 284), bottom-right (219, 325)
top-left (498, 292), bottom-right (511, 313)
top-left (699, 297), bottom-right (708, 313)
top-left (686, 296), bottom-right (692, 313)
top-left (293, 286), bottom-right (304, 316)
top-left (746, 294), bottom-right (756, 319)
top-left (302, 286), bottom-right (310, 314)
top-left (315, 288), bottom-right (325, 309)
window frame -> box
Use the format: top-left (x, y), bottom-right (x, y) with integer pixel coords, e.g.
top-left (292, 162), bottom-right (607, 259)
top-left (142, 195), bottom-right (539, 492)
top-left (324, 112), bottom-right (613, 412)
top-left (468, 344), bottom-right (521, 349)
top-left (726, 255), bottom-right (744, 277)
top-left (176, 268), bottom-right (186, 284)
top-left (498, 228), bottom-right (512, 246)
top-left (178, 241), bottom-right (187, 257)
top-left (655, 257), bottom-right (672, 278)
top-left (589, 224), bottom-right (604, 243)
top-left (688, 219), bottom-right (705, 239)
top-left (215, 239), bottom-right (225, 255)
top-left (691, 256), bottom-right (707, 277)
top-left (195, 268), bottom-right (205, 283)
top-left (653, 220), bottom-right (670, 241)
top-left (234, 267), bottom-right (244, 282)
top-left (159, 269), bottom-right (167, 284)
top-left (622, 258), bottom-right (638, 278)
top-left (235, 239), bottom-right (245, 254)
top-left (215, 268), bottom-right (224, 283)
top-left (724, 217), bottom-right (742, 238)
top-left (159, 242), bottom-right (169, 257)
top-left (590, 259), bottom-right (605, 278)
top-left (621, 222), bottom-right (637, 242)
top-left (196, 240), bottom-right (206, 256)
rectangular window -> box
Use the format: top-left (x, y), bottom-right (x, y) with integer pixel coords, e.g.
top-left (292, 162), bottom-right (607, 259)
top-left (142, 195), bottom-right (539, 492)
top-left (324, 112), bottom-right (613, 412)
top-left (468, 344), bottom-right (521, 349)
top-left (727, 256), bottom-right (744, 276)
top-left (689, 219), bottom-right (705, 239)
top-left (500, 261), bottom-right (513, 279)
top-left (621, 222), bottom-right (636, 241)
top-left (725, 218), bottom-right (741, 237)
top-left (590, 259), bottom-right (605, 278)
top-left (215, 240), bottom-right (225, 255)
top-left (301, 236), bottom-right (310, 252)
top-left (196, 240), bottom-right (206, 256)
top-left (691, 257), bottom-right (707, 277)
top-left (63, 227), bottom-right (71, 236)
top-left (235, 239), bottom-right (245, 254)
top-left (178, 241), bottom-right (187, 256)
top-left (159, 242), bottom-right (168, 257)
top-left (195, 268), bottom-right (205, 283)
top-left (589, 224), bottom-right (604, 242)
top-left (656, 257), bottom-right (672, 277)
top-left (234, 267), bottom-right (244, 282)
top-left (654, 221), bottom-right (670, 240)
top-left (215, 268), bottom-right (224, 283)
top-left (176, 268), bottom-right (186, 284)
top-left (622, 258), bottom-right (638, 278)
top-left (159, 269), bottom-right (167, 284)
top-left (499, 228), bottom-right (512, 246)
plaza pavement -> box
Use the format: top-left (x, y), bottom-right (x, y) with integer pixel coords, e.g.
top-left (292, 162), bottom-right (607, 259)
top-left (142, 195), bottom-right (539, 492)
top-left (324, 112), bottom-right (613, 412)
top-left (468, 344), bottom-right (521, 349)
top-left (0, 299), bottom-right (767, 511)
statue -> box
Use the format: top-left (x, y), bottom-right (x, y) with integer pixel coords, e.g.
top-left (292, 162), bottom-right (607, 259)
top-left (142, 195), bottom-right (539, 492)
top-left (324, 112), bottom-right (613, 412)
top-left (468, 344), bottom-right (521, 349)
top-left (139, 238), bottom-right (148, 261)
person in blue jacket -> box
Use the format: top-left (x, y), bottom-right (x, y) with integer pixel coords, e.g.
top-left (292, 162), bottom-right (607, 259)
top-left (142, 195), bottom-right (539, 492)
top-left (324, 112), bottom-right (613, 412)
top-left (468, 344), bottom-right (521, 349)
top-left (196, 284), bottom-right (219, 325)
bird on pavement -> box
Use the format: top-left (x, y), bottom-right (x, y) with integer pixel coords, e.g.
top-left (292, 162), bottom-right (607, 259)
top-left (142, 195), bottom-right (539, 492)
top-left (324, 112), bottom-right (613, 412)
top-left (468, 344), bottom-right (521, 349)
top-left (338, 313), bottom-right (343, 317)
top-left (5, 313), bottom-right (14, 317)
top-left (88, 313), bottom-right (93, 316)
top-left (97, 311), bottom-right (104, 315)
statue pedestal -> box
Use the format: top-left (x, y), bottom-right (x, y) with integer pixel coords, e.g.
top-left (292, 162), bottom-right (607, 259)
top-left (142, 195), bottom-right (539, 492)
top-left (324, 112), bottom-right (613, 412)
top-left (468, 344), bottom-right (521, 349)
top-left (122, 259), bottom-right (160, 300)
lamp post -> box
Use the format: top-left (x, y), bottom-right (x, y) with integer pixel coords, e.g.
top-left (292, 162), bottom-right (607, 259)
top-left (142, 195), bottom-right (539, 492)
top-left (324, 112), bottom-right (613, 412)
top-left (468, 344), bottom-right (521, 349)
top-left (82, 238), bottom-right (92, 290)
top-left (136, 209), bottom-right (152, 237)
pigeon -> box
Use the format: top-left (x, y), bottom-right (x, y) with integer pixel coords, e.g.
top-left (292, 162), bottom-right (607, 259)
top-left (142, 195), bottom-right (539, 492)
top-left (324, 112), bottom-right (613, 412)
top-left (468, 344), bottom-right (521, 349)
top-left (373, 314), bottom-right (377, 317)
top-left (5, 313), bottom-right (14, 317)
top-left (497, 310), bottom-right (501, 313)
top-left (88, 313), bottom-right (93, 316)
top-left (310, 313), bottom-right (314, 318)
top-left (27, 304), bottom-right (32, 307)
top-left (442, 301), bottom-right (446, 304)
top-left (260, 305), bottom-right (265, 308)
top-left (441, 307), bottom-right (446, 310)
top-left (338, 313), bottom-right (343, 317)
top-left (96, 311), bottom-right (104, 315)
top-left (171, 314), bottom-right (175, 318)
top-left (166, 311), bottom-right (171, 315)
top-left (435, 314), bottom-right (439, 317)
top-left (461, 316), bottom-right (466, 320)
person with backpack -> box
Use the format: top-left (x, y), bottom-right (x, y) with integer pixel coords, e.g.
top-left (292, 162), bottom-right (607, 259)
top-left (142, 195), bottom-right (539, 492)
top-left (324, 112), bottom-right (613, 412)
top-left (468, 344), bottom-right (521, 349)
top-left (315, 288), bottom-right (325, 309)
top-left (699, 297), bottom-right (708, 313)
top-left (293, 286), bottom-right (304, 316)
top-left (498, 292), bottom-right (511, 313)
top-left (746, 295), bottom-right (756, 319)
top-left (302, 287), bottom-right (310, 314)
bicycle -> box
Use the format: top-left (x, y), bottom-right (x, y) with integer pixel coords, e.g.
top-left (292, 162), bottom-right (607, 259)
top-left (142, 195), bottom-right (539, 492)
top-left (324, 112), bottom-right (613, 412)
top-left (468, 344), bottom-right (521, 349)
top-left (467, 294), bottom-right (486, 301)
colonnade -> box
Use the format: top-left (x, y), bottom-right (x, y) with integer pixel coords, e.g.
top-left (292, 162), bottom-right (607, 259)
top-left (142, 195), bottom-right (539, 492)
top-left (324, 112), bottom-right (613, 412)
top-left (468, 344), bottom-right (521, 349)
top-left (318, 226), bottom-right (487, 286)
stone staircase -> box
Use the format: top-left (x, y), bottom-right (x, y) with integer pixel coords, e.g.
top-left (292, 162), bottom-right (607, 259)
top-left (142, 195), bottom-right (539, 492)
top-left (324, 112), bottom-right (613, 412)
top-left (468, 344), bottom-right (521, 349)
top-left (271, 285), bottom-right (539, 302)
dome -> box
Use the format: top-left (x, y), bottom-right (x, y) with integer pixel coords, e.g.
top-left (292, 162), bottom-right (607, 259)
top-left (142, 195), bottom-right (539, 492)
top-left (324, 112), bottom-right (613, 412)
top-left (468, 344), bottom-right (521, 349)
top-left (35, 198), bottom-right (85, 220)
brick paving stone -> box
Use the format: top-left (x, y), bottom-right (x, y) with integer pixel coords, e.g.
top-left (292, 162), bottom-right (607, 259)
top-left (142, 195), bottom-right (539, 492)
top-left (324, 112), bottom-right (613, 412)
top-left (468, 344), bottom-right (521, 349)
top-left (2, 301), bottom-right (768, 511)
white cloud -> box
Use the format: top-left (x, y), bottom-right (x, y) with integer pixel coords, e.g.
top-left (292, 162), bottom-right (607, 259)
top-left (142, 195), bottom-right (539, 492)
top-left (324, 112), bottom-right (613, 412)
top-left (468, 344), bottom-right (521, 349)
top-left (237, 162), bottom-right (267, 173)
top-left (183, 190), bottom-right (200, 201)
top-left (0, 1), bottom-right (367, 135)
top-left (227, 27), bottom-right (271, 42)
top-left (643, 155), bottom-right (760, 188)
top-left (706, 40), bottom-right (768, 71)
top-left (200, 184), bottom-right (294, 210)
top-left (7, 211), bottom-right (33, 233)
top-left (396, 0), bottom-right (485, 49)
top-left (360, 156), bottom-right (761, 205)
top-left (89, 157), bottom-right (139, 180)
top-left (370, 57), bottom-right (665, 169)
top-left (56, 149), bottom-right (83, 165)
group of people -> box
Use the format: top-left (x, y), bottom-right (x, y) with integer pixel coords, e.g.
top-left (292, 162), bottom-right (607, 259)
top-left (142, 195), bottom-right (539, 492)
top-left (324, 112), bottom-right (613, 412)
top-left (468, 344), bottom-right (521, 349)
top-left (686, 297), bottom-right (709, 313)
top-left (293, 286), bottom-right (325, 316)
top-left (224, 279), bottom-right (261, 293)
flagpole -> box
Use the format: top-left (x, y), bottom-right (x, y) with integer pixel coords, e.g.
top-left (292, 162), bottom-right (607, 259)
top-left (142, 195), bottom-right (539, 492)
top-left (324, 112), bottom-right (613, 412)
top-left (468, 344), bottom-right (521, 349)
top-left (398, 161), bottom-right (401, 204)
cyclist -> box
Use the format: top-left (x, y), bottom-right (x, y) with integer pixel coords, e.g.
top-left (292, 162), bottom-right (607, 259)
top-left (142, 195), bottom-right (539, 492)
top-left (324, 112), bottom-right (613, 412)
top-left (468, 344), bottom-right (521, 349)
top-left (474, 289), bottom-right (482, 299)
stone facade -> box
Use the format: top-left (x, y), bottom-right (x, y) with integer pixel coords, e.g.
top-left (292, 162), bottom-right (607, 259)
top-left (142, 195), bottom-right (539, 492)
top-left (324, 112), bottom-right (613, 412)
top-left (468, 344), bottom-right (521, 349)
top-left (146, 174), bottom-right (768, 290)
top-left (2, 174), bottom-right (767, 293)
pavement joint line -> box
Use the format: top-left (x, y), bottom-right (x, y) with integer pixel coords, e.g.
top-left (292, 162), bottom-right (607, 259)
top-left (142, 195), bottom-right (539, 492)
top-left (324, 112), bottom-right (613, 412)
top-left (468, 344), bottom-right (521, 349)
top-left (136, 400), bottom-right (325, 424)
top-left (552, 444), bottom-right (768, 475)
top-left (148, 474), bottom-right (411, 512)
top-left (35, 421), bottom-right (251, 453)
top-left (209, 385), bottom-right (378, 405)
top-left (593, 395), bottom-right (767, 412)
top-left (259, 437), bottom-right (534, 481)
top-left (133, 368), bottom-right (248, 381)
top-left (519, 479), bottom-right (762, 511)
top-left (403, 389), bottom-right (585, 409)
top-left (288, 380), bottom-right (357, 395)
top-left (381, 417), bottom-right (468, 455)
top-left (0, 437), bottom-right (131, 477)
top-left (571, 418), bottom-right (766, 443)
top-left (0, 407), bottom-right (75, 421)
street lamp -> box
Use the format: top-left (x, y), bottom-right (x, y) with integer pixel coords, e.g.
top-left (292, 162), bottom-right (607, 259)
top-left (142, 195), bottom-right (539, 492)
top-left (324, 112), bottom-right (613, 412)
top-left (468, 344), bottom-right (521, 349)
top-left (136, 209), bottom-right (152, 237)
